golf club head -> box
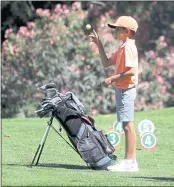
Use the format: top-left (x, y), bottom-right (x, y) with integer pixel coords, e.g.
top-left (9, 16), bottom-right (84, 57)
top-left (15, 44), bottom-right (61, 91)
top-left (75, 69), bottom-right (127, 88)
top-left (35, 100), bottom-right (55, 118)
top-left (37, 83), bottom-right (58, 99)
top-left (38, 83), bottom-right (56, 92)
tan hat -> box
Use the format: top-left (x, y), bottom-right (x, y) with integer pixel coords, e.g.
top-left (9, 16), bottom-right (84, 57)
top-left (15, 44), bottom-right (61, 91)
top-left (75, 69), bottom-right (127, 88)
top-left (108, 16), bottom-right (138, 32)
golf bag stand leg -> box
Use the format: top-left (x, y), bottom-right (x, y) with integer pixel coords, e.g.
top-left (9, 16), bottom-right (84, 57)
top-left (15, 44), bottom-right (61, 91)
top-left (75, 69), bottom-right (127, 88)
top-left (29, 116), bottom-right (53, 167)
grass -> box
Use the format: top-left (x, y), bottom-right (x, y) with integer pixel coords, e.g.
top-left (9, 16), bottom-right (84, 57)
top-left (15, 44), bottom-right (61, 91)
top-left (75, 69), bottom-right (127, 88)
top-left (2, 107), bottom-right (174, 186)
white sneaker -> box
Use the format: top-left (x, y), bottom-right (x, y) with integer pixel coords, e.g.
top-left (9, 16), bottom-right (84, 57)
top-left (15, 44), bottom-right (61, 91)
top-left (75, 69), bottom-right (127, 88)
top-left (107, 159), bottom-right (139, 172)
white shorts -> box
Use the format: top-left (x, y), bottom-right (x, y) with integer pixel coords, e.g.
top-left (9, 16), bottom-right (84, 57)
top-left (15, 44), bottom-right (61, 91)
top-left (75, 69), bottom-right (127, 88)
top-left (115, 87), bottom-right (136, 122)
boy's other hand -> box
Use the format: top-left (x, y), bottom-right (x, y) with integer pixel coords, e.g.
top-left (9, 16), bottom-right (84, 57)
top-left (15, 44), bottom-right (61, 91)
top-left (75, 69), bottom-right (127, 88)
top-left (88, 29), bottom-right (100, 46)
top-left (103, 77), bottom-right (112, 87)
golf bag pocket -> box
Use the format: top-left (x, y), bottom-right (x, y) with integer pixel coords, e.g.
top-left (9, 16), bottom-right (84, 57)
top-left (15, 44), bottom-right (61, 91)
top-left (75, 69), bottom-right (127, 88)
top-left (77, 128), bottom-right (105, 164)
top-left (91, 131), bottom-right (115, 155)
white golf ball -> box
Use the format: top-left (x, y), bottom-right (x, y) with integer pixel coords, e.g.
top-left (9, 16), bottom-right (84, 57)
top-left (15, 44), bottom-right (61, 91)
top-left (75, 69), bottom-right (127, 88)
top-left (86, 24), bottom-right (91, 30)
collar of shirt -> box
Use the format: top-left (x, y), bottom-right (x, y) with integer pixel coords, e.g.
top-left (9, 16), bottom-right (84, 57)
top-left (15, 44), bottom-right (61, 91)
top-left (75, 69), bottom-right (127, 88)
top-left (120, 39), bottom-right (135, 48)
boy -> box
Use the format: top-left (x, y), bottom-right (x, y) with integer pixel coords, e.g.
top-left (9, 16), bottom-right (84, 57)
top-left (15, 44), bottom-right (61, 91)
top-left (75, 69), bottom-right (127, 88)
top-left (89, 16), bottom-right (139, 172)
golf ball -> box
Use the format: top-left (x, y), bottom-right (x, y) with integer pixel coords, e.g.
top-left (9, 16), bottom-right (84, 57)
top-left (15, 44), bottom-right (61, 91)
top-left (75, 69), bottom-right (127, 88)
top-left (86, 24), bottom-right (91, 30)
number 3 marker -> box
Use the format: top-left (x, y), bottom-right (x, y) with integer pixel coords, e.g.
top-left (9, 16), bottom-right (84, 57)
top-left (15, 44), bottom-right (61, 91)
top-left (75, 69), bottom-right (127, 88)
top-left (106, 130), bottom-right (121, 149)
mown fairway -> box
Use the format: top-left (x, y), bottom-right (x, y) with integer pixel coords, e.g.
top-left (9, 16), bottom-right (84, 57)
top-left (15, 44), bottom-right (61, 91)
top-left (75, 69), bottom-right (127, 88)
top-left (2, 107), bottom-right (174, 186)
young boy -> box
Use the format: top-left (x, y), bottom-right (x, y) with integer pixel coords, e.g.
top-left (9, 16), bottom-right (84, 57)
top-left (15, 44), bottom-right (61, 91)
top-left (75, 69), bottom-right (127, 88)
top-left (89, 16), bottom-right (139, 172)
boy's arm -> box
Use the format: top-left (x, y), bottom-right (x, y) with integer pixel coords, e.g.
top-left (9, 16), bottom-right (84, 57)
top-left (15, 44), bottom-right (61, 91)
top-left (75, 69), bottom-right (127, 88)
top-left (103, 67), bottom-right (136, 87)
top-left (103, 45), bottom-right (138, 87)
top-left (113, 67), bottom-right (136, 80)
top-left (89, 29), bottom-right (116, 68)
top-left (98, 40), bottom-right (116, 67)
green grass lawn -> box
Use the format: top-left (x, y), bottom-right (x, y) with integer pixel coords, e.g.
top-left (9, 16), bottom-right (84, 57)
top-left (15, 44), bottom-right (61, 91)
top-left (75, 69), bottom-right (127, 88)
top-left (2, 107), bottom-right (174, 186)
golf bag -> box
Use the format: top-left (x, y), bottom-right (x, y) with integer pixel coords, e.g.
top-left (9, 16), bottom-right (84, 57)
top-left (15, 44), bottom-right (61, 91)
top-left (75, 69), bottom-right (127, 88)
top-left (35, 83), bottom-right (116, 170)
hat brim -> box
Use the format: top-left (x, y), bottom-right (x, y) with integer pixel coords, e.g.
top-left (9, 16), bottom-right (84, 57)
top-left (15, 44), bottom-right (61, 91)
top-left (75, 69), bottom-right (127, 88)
top-left (107, 23), bottom-right (121, 29)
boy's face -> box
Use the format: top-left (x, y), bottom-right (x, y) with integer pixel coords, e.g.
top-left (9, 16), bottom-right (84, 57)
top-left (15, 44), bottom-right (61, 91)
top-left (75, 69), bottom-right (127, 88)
top-left (114, 27), bottom-right (127, 41)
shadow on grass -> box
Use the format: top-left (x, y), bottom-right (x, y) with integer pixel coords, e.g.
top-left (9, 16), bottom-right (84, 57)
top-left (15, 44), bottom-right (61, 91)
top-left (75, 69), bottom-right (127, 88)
top-left (36, 163), bottom-right (88, 170)
top-left (5, 163), bottom-right (88, 170)
top-left (128, 176), bottom-right (174, 182)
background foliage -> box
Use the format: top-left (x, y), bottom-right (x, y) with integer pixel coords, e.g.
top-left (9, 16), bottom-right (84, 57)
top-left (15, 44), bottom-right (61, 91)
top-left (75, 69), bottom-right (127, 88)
top-left (1, 1), bottom-right (174, 118)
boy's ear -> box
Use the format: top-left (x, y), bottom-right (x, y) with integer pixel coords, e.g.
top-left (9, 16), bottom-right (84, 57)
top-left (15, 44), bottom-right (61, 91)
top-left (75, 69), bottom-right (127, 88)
top-left (125, 28), bottom-right (130, 34)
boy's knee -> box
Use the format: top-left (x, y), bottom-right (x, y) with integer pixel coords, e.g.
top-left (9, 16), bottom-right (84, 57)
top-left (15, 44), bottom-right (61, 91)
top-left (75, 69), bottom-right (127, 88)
top-left (123, 121), bottom-right (134, 132)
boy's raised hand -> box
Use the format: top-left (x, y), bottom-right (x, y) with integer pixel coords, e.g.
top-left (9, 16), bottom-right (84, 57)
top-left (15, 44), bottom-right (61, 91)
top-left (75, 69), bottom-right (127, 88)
top-left (88, 29), bottom-right (100, 47)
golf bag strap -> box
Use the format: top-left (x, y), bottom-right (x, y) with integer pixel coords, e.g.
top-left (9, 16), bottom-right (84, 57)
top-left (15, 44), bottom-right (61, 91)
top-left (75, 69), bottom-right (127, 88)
top-left (81, 115), bottom-right (95, 126)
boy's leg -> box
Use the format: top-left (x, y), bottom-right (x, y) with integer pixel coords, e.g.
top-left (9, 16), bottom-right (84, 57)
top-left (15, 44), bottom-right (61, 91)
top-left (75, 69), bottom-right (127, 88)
top-left (123, 121), bottom-right (136, 160)
top-left (107, 87), bottom-right (139, 172)
top-left (108, 121), bottom-right (138, 172)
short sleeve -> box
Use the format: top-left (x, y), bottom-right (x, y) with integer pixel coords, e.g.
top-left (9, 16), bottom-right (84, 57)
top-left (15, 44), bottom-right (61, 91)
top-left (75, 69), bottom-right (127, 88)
top-left (125, 46), bottom-right (138, 67)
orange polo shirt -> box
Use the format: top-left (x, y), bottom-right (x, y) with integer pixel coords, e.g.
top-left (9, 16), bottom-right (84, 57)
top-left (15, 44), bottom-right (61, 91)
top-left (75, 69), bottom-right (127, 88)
top-left (110, 39), bottom-right (138, 89)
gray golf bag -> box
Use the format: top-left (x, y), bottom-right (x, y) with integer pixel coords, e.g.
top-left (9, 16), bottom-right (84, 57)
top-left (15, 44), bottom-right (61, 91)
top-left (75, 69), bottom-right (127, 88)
top-left (35, 83), bottom-right (117, 170)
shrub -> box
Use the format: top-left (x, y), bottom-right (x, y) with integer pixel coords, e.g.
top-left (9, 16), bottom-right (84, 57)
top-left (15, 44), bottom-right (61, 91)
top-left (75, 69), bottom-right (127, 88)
top-left (1, 3), bottom-right (118, 117)
top-left (136, 36), bottom-right (174, 111)
top-left (2, 2), bottom-right (174, 118)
